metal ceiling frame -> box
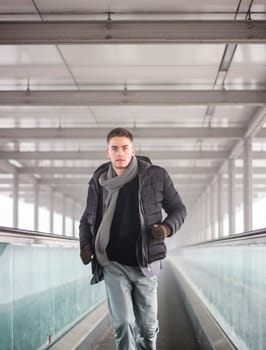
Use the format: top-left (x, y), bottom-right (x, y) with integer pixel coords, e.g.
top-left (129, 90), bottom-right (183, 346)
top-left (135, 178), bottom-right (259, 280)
top-left (0, 150), bottom-right (230, 160)
top-left (0, 127), bottom-right (250, 139)
top-left (16, 166), bottom-right (266, 175)
top-left (0, 90), bottom-right (265, 106)
top-left (1, 20), bottom-right (266, 44)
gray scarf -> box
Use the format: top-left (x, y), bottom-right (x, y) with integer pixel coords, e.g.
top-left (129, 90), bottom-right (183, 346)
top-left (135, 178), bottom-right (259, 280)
top-left (95, 156), bottom-right (138, 266)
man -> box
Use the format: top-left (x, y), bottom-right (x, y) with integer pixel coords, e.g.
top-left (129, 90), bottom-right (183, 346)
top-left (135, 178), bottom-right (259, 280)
top-left (79, 127), bottom-right (186, 350)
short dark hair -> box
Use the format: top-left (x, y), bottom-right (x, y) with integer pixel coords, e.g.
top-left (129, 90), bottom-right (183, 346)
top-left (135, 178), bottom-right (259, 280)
top-left (106, 127), bottom-right (134, 144)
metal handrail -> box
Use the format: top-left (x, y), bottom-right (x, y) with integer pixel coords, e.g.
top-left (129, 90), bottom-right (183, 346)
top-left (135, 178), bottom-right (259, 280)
top-left (182, 227), bottom-right (266, 248)
top-left (0, 226), bottom-right (79, 246)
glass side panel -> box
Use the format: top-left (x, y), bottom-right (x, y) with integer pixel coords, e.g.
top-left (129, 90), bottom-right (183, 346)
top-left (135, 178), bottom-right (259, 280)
top-left (0, 242), bottom-right (106, 350)
top-left (171, 244), bottom-right (266, 350)
top-left (0, 243), bottom-right (13, 350)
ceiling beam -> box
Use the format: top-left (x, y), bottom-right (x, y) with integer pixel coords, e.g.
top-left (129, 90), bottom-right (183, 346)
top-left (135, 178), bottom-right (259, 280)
top-left (1, 150), bottom-right (265, 162)
top-left (5, 184), bottom-right (266, 192)
top-left (0, 180), bottom-right (210, 188)
top-left (39, 178), bottom-right (211, 186)
top-left (0, 20), bottom-right (266, 44)
top-left (0, 150), bottom-right (229, 160)
top-left (18, 166), bottom-right (219, 175)
top-left (17, 165), bottom-right (266, 175)
top-left (0, 127), bottom-right (245, 139)
top-left (0, 90), bottom-right (265, 106)
top-left (2, 177), bottom-right (264, 186)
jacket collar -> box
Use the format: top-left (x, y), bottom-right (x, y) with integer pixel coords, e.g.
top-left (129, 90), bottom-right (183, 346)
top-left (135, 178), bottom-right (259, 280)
top-left (93, 155), bottom-right (151, 180)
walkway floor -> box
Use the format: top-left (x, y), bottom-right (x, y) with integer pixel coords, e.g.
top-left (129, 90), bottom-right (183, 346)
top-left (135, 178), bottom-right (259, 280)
top-left (97, 263), bottom-right (200, 349)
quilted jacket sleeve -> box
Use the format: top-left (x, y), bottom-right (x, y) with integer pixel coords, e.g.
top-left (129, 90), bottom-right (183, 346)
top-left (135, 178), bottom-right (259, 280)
top-left (161, 168), bottom-right (187, 235)
top-left (79, 178), bottom-right (98, 250)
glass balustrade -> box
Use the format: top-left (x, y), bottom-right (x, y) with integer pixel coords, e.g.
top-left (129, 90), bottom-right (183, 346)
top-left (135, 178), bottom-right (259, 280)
top-left (0, 241), bottom-right (106, 350)
top-left (170, 237), bottom-right (266, 350)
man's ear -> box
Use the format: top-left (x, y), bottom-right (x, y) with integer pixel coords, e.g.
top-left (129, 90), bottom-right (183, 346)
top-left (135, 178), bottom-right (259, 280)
top-left (132, 146), bottom-right (136, 156)
top-left (105, 148), bottom-right (110, 158)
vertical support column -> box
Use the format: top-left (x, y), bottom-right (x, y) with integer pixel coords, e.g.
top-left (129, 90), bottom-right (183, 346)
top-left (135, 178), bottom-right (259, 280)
top-left (204, 191), bottom-right (208, 241)
top-left (206, 187), bottom-right (211, 241)
top-left (209, 185), bottom-right (213, 240)
top-left (228, 158), bottom-right (236, 234)
top-left (49, 187), bottom-right (54, 234)
top-left (200, 196), bottom-right (205, 242)
top-left (243, 137), bottom-right (253, 231)
top-left (200, 194), bottom-right (205, 242)
top-left (194, 202), bottom-right (198, 244)
top-left (210, 180), bottom-right (217, 239)
top-left (217, 172), bottom-right (224, 237)
top-left (191, 206), bottom-right (196, 245)
top-left (213, 179), bottom-right (218, 239)
top-left (72, 199), bottom-right (76, 237)
top-left (197, 202), bottom-right (200, 244)
top-left (12, 171), bottom-right (19, 228)
top-left (34, 179), bottom-right (39, 232)
top-left (62, 194), bottom-right (66, 236)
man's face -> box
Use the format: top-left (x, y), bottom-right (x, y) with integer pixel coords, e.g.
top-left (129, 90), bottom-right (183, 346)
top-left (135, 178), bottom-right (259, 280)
top-left (106, 136), bottom-right (135, 174)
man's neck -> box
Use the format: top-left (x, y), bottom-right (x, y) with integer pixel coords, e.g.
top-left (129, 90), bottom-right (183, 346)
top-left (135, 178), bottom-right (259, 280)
top-left (113, 168), bottom-right (125, 176)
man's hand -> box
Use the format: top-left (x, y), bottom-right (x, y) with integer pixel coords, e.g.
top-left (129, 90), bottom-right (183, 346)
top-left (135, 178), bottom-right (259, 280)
top-left (80, 244), bottom-right (93, 265)
top-left (151, 223), bottom-right (171, 240)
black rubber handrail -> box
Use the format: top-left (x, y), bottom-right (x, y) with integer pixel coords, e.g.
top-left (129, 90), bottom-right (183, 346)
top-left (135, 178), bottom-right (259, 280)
top-left (0, 225), bottom-right (79, 243)
top-left (181, 227), bottom-right (266, 248)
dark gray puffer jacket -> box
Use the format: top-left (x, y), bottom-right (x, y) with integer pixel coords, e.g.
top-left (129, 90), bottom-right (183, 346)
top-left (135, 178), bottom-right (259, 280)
top-left (79, 157), bottom-right (187, 284)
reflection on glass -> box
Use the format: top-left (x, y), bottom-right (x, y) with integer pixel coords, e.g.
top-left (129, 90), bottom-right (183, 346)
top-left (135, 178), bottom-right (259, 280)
top-left (173, 244), bottom-right (266, 350)
top-left (0, 243), bottom-right (105, 350)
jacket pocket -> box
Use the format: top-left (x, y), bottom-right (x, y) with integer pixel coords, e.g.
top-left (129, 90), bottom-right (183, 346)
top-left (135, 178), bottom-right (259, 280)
top-left (147, 240), bottom-right (167, 263)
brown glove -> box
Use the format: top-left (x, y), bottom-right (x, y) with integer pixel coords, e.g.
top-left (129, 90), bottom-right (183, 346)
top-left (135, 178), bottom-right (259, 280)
top-left (151, 223), bottom-right (171, 240)
top-left (80, 244), bottom-right (93, 265)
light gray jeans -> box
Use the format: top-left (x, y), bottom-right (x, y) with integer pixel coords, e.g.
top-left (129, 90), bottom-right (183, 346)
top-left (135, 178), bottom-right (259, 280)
top-left (103, 261), bottom-right (159, 350)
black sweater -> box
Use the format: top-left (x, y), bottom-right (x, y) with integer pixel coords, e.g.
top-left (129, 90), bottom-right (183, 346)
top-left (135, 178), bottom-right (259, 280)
top-left (106, 175), bottom-right (140, 266)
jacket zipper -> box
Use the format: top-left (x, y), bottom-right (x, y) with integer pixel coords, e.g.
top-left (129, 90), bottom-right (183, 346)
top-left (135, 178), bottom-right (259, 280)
top-left (137, 178), bottom-right (149, 268)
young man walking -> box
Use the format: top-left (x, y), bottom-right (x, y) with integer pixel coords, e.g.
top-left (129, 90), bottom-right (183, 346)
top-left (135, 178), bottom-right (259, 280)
top-left (79, 127), bottom-right (186, 350)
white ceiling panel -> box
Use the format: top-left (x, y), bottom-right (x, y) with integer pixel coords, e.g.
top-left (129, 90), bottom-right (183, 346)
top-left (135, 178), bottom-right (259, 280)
top-left (0, 1), bottom-right (37, 14)
top-left (86, 105), bottom-right (207, 127)
top-left (211, 106), bottom-right (256, 127)
top-left (226, 70), bottom-right (266, 89)
top-left (0, 46), bottom-right (63, 65)
top-left (227, 44), bottom-right (266, 87)
top-left (0, 105), bottom-right (207, 126)
top-left (71, 66), bottom-right (219, 88)
top-left (33, 0), bottom-right (244, 15)
top-left (60, 44), bottom-right (225, 66)
top-left (233, 45), bottom-right (266, 65)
